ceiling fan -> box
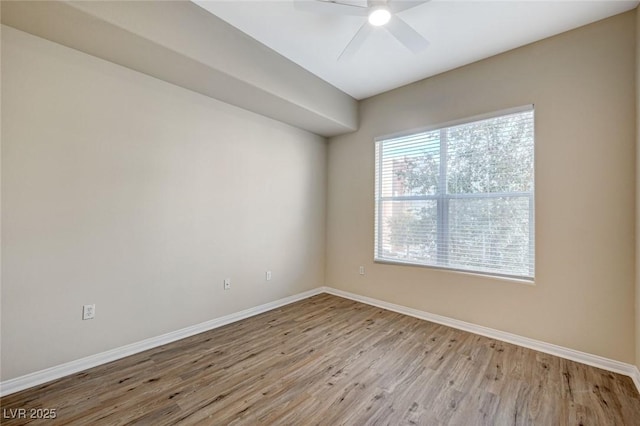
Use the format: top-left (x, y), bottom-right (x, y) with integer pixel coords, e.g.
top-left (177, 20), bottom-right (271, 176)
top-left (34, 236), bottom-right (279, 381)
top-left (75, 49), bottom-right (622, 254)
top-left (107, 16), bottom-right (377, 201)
top-left (294, 0), bottom-right (430, 61)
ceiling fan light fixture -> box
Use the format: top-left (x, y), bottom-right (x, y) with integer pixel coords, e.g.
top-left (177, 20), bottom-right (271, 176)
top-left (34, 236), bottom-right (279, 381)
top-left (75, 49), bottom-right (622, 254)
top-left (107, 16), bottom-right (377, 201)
top-left (368, 7), bottom-right (391, 26)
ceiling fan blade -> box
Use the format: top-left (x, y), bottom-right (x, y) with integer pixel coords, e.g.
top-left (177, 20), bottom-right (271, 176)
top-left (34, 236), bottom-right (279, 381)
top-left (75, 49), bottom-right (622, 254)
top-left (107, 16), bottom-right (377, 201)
top-left (388, 0), bottom-right (431, 14)
top-left (386, 15), bottom-right (429, 54)
top-left (338, 23), bottom-right (373, 61)
top-left (294, 0), bottom-right (368, 16)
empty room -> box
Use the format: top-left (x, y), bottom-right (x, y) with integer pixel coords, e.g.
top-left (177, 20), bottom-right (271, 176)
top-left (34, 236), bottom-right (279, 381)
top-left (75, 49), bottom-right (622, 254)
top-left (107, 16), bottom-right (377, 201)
top-left (1, 0), bottom-right (640, 424)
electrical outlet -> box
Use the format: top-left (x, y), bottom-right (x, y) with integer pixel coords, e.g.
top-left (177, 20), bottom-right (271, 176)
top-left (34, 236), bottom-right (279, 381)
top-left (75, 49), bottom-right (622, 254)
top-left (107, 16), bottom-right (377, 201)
top-left (266, 270), bottom-right (272, 281)
top-left (82, 304), bottom-right (95, 320)
top-left (223, 278), bottom-right (231, 290)
top-left (359, 266), bottom-right (365, 275)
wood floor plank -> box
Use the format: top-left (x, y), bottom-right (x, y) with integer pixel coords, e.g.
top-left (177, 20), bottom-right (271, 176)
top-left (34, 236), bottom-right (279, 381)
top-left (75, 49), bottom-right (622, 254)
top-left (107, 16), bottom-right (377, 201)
top-left (2, 293), bottom-right (639, 425)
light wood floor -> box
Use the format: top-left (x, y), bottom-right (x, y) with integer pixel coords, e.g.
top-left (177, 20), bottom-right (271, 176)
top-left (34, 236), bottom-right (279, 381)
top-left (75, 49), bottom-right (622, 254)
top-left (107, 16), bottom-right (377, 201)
top-left (2, 293), bottom-right (640, 425)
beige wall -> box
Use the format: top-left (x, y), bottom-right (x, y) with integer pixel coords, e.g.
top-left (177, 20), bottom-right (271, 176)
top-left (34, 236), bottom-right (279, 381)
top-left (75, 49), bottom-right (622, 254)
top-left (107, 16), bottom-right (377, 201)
top-left (636, 6), bottom-right (640, 369)
top-left (327, 12), bottom-right (636, 363)
top-left (1, 26), bottom-right (327, 380)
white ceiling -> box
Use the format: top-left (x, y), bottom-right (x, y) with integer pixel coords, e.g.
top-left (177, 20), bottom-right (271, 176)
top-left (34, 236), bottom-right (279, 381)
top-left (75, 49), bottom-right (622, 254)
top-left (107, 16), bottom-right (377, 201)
top-left (195, 0), bottom-right (638, 100)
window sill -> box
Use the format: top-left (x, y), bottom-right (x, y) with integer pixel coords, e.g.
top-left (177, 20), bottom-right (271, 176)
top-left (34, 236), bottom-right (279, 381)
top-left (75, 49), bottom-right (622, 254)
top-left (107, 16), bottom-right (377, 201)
top-left (373, 259), bottom-right (535, 286)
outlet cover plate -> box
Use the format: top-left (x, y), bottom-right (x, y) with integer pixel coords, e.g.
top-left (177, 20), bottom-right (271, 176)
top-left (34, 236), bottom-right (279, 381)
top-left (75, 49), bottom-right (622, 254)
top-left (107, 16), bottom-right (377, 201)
top-left (82, 304), bottom-right (95, 320)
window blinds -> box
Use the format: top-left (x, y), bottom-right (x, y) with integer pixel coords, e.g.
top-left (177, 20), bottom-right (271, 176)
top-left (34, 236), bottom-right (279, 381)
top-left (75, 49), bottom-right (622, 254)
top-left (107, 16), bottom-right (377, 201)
top-left (374, 107), bottom-right (535, 280)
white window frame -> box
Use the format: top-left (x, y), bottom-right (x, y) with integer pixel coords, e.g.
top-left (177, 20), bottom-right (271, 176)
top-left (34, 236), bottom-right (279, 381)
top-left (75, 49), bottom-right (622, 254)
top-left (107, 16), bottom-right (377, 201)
top-left (374, 105), bottom-right (535, 281)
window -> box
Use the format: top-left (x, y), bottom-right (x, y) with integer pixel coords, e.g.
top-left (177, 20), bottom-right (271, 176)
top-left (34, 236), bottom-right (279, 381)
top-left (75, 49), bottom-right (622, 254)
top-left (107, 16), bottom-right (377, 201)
top-left (374, 106), bottom-right (535, 280)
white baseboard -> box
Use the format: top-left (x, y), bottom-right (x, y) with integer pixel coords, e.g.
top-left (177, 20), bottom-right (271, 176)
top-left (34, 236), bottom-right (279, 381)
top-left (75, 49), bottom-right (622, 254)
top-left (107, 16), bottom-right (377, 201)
top-left (630, 366), bottom-right (640, 394)
top-left (322, 287), bottom-right (640, 394)
top-left (3, 285), bottom-right (640, 397)
top-left (0, 287), bottom-right (324, 397)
